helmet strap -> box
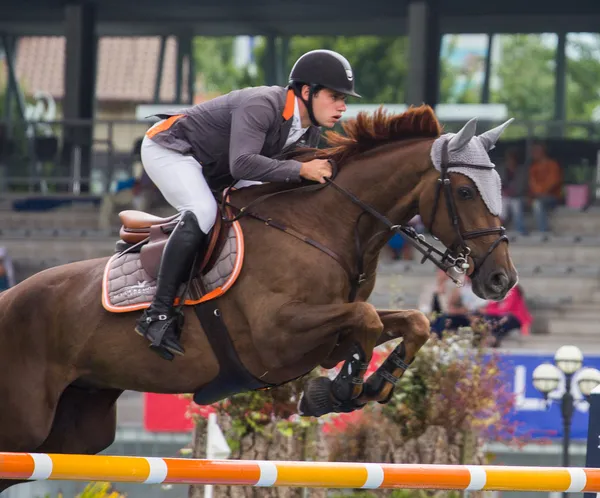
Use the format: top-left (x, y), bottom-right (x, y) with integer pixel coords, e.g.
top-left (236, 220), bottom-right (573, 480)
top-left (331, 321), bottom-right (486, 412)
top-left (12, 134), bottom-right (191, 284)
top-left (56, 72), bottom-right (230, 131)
top-left (297, 84), bottom-right (322, 127)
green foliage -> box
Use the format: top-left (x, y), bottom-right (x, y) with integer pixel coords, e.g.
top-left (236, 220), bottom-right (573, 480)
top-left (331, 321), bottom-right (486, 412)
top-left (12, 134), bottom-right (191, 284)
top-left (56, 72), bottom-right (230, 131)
top-left (329, 491), bottom-right (463, 498)
top-left (186, 373), bottom-right (321, 452)
top-left (193, 37), bottom-right (256, 95)
top-left (192, 33), bottom-right (600, 129)
top-left (491, 34), bottom-right (557, 123)
top-left (491, 33), bottom-right (600, 130)
top-left (325, 331), bottom-right (532, 466)
top-left (282, 36), bottom-right (409, 104)
top-left (199, 35), bottom-right (408, 104)
top-left (380, 331), bottom-right (515, 442)
top-left (38, 482), bottom-right (127, 498)
top-left (440, 35), bottom-right (485, 104)
top-left (565, 34), bottom-right (600, 122)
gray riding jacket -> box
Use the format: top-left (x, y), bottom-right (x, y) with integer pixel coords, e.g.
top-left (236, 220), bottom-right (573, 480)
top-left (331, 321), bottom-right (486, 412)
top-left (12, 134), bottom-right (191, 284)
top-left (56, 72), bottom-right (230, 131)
top-left (147, 85), bottom-right (321, 191)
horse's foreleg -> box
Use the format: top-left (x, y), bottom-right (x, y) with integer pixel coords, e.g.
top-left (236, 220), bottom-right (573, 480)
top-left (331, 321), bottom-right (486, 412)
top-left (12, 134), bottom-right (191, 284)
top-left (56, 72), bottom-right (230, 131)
top-left (36, 386), bottom-right (122, 455)
top-left (0, 387), bottom-right (122, 494)
top-left (277, 301), bottom-right (383, 417)
top-left (358, 309), bottom-right (430, 405)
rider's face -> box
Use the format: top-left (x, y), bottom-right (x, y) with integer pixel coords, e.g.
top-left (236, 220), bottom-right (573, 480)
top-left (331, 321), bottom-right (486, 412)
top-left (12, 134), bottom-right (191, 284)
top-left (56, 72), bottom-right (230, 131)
top-left (303, 86), bottom-right (347, 128)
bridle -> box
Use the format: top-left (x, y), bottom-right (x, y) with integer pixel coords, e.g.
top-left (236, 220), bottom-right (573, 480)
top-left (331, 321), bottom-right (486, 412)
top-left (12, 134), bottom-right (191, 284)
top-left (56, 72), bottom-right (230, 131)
top-left (221, 141), bottom-right (508, 300)
top-left (424, 139), bottom-right (508, 281)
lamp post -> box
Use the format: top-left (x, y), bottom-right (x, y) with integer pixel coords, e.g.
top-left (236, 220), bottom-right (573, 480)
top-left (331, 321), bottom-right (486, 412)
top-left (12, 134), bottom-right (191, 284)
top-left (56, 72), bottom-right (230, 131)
top-left (532, 345), bottom-right (600, 498)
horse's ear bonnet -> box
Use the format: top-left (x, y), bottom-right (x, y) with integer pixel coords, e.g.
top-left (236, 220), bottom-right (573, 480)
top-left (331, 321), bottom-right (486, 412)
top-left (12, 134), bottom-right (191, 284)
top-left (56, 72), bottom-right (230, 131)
top-left (430, 118), bottom-right (514, 217)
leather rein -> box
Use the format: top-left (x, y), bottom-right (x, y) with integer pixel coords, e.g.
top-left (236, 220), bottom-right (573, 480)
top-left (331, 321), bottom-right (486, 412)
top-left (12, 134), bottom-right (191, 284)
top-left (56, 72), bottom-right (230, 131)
top-left (220, 143), bottom-right (508, 301)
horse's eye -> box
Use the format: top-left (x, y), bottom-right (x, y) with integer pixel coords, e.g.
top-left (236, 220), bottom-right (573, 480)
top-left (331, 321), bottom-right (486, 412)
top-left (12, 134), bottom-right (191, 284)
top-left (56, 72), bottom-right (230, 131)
top-left (457, 186), bottom-right (475, 200)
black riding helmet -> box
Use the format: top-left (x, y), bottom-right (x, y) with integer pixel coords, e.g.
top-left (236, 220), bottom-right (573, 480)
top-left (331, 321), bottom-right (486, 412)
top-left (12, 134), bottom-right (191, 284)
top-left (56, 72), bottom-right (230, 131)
top-left (288, 49), bottom-right (361, 127)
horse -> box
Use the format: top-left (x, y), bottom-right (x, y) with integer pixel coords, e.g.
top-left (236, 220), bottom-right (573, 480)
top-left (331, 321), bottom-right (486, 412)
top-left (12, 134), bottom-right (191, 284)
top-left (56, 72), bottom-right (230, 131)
top-left (0, 105), bottom-right (517, 493)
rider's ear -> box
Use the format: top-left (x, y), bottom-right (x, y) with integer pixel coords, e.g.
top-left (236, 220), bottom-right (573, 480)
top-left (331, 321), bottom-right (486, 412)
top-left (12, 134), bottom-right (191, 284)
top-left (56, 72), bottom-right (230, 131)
top-left (302, 85), bottom-right (311, 100)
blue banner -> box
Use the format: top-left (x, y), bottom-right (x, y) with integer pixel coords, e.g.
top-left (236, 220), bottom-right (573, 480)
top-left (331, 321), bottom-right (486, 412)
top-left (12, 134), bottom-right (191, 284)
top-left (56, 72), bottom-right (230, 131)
top-left (497, 352), bottom-right (600, 441)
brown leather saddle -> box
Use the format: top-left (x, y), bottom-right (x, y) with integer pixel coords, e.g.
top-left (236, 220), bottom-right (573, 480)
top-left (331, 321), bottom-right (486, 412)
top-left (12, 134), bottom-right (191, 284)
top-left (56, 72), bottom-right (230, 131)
top-left (116, 208), bottom-right (229, 278)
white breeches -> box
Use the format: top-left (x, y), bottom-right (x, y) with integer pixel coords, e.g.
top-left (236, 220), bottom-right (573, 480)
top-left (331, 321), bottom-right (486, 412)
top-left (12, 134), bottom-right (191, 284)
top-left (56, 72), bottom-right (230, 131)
top-left (141, 134), bottom-right (218, 234)
top-left (141, 120), bottom-right (264, 234)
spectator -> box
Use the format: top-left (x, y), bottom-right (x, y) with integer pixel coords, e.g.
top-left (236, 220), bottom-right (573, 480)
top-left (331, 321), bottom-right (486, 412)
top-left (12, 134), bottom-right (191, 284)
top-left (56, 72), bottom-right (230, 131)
top-left (418, 269), bottom-right (453, 316)
top-left (387, 233), bottom-right (407, 261)
top-left (476, 284), bottom-right (532, 346)
top-left (429, 285), bottom-right (473, 337)
top-left (528, 141), bottom-right (562, 233)
top-left (501, 147), bottom-right (529, 235)
top-left (386, 216), bottom-right (423, 261)
top-left (0, 247), bottom-right (15, 292)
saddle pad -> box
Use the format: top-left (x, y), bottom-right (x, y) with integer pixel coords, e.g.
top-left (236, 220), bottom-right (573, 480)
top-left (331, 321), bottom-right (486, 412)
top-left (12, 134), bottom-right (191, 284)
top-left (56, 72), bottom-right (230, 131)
top-left (102, 221), bottom-right (244, 313)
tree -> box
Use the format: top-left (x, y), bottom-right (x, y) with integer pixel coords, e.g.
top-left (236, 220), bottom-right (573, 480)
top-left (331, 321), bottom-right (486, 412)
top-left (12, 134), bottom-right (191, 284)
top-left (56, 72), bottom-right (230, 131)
top-left (192, 36), bottom-right (256, 96)
top-left (192, 33), bottom-right (600, 128)
top-left (490, 34), bottom-right (557, 123)
top-left (439, 35), bottom-right (486, 105)
top-left (490, 33), bottom-right (600, 124)
top-left (250, 36), bottom-right (409, 104)
top-left (565, 34), bottom-right (600, 122)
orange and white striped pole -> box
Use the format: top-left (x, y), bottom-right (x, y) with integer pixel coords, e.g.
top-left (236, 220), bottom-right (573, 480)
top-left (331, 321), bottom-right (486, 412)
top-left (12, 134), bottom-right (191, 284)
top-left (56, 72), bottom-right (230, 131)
top-left (1, 453), bottom-right (600, 492)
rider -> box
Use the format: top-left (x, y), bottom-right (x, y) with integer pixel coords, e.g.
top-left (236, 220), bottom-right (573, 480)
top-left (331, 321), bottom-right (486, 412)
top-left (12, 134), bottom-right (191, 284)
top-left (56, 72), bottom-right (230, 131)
top-left (136, 49), bottom-right (361, 359)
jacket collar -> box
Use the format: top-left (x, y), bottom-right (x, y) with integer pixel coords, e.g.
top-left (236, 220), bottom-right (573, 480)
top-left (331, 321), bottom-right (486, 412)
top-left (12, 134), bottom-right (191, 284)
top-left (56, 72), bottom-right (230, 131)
top-left (277, 88), bottom-right (296, 151)
top-left (278, 87), bottom-right (320, 151)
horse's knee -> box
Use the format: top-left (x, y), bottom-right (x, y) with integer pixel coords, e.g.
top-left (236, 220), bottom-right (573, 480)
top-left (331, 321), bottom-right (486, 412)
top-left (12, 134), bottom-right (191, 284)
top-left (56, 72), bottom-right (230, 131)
top-left (0, 389), bottom-right (57, 450)
top-left (407, 311), bottom-right (431, 346)
top-left (86, 425), bottom-right (116, 455)
top-left (0, 412), bottom-right (53, 451)
top-left (355, 302), bottom-right (384, 335)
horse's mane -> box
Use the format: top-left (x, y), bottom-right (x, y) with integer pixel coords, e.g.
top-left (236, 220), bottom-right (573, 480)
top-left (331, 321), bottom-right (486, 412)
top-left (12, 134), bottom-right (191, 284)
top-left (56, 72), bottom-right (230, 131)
top-left (288, 104), bottom-right (442, 165)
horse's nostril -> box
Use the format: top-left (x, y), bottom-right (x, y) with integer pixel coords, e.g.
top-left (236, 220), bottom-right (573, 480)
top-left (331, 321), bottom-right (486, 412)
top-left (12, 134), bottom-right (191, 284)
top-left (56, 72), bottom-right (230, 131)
top-left (489, 271), bottom-right (509, 290)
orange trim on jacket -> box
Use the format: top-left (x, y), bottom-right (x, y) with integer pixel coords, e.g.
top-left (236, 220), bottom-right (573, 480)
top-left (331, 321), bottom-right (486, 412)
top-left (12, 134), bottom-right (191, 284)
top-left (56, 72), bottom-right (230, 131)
top-left (146, 114), bottom-right (185, 138)
top-left (282, 89), bottom-right (295, 120)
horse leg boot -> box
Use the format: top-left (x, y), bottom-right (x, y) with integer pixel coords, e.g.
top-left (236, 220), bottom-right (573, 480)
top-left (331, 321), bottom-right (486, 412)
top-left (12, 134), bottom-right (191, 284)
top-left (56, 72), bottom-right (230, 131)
top-left (359, 309), bottom-right (431, 405)
top-left (266, 301), bottom-right (383, 418)
top-left (135, 210), bottom-right (205, 358)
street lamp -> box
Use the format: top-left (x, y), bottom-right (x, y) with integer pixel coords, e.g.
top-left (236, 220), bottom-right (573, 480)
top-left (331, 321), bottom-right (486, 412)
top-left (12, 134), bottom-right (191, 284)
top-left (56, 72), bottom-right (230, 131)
top-left (532, 345), bottom-right (600, 498)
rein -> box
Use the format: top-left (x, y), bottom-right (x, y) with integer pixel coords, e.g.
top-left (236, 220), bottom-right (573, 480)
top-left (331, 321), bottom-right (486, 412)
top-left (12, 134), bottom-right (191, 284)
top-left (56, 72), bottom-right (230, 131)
top-left (220, 148), bottom-right (507, 301)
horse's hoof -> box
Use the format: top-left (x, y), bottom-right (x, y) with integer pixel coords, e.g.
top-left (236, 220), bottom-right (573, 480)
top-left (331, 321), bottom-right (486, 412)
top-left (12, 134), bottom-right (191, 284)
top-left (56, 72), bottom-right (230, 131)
top-left (298, 377), bottom-right (334, 417)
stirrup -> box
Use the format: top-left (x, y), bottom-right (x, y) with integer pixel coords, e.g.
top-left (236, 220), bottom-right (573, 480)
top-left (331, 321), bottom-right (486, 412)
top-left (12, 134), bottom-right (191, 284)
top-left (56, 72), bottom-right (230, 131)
top-left (135, 311), bottom-right (184, 352)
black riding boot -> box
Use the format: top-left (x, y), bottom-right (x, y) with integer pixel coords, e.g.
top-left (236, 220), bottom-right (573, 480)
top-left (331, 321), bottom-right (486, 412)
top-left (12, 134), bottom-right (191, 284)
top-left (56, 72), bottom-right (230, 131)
top-left (135, 210), bottom-right (206, 359)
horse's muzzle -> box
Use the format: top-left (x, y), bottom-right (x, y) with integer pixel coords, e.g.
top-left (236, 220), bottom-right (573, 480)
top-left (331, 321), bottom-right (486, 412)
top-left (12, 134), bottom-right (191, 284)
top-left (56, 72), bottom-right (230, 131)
top-left (479, 268), bottom-right (516, 301)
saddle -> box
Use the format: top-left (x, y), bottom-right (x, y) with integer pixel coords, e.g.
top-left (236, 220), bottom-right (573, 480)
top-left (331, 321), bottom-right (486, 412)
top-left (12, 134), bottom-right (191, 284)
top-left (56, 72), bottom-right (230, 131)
top-left (105, 207), bottom-right (267, 404)
top-left (102, 203), bottom-right (244, 313)
top-left (117, 208), bottom-right (227, 279)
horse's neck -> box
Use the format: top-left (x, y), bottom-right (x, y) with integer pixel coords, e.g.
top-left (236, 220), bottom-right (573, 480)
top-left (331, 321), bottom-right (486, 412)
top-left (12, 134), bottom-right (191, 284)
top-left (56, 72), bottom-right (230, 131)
top-left (232, 138), bottom-right (431, 269)
top-left (334, 139), bottom-right (430, 223)
top-left (310, 139), bottom-right (431, 264)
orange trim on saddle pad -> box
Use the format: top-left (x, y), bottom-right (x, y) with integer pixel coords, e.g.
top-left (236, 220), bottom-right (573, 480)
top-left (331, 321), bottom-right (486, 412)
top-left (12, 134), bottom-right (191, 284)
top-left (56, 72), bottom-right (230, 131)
top-left (101, 220), bottom-right (245, 313)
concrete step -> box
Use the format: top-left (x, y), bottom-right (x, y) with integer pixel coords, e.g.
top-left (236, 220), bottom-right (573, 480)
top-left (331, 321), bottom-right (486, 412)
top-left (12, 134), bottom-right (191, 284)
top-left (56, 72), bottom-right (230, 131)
top-left (0, 211), bottom-right (102, 230)
top-left (550, 208), bottom-right (600, 235)
top-left (374, 272), bottom-right (600, 305)
top-left (545, 317), bottom-right (600, 336)
top-left (1, 238), bottom-right (116, 262)
top-left (507, 244), bottom-right (600, 266)
top-left (388, 233), bottom-right (600, 267)
top-left (500, 334), bottom-right (600, 354)
top-left (536, 304), bottom-right (600, 321)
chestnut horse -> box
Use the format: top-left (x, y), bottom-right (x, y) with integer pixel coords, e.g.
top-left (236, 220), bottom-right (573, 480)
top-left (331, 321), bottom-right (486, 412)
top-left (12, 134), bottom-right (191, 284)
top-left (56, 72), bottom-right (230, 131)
top-left (0, 105), bottom-right (517, 492)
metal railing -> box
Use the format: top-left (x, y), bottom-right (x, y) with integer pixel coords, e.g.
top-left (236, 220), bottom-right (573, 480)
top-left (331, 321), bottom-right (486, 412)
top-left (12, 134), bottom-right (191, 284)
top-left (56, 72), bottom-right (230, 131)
top-left (0, 116), bottom-right (599, 199)
top-left (0, 118), bottom-right (151, 195)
